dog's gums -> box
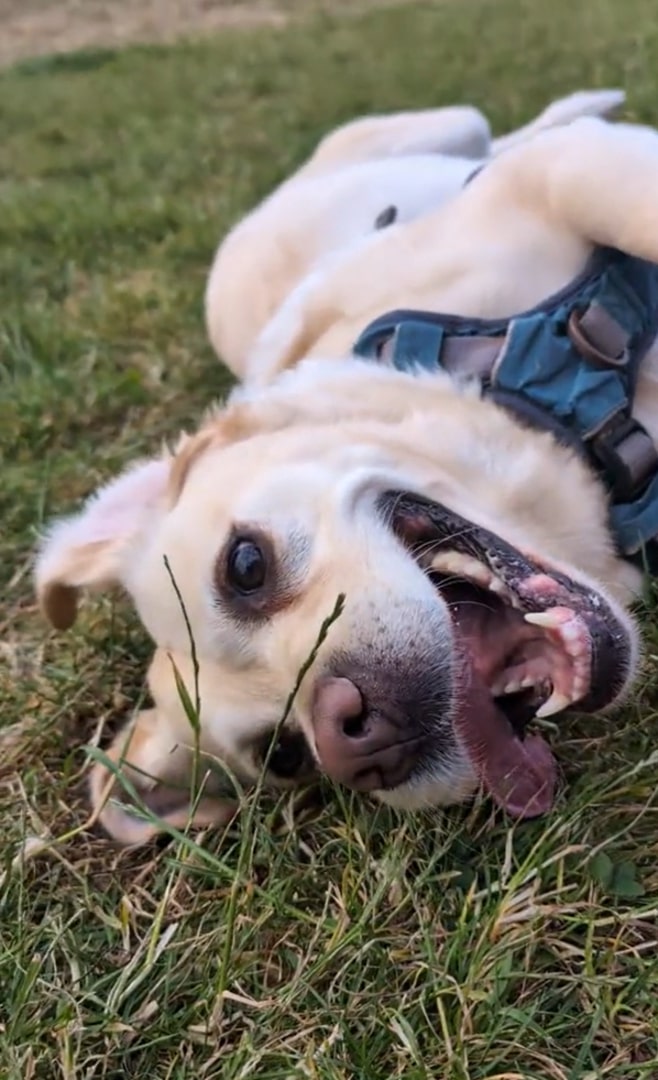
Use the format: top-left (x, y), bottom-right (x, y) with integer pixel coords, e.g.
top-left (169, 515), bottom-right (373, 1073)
top-left (381, 489), bottom-right (633, 817)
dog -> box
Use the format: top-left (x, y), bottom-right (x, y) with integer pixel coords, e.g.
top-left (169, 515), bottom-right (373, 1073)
top-left (36, 89), bottom-right (658, 845)
top-left (205, 89), bottom-right (626, 377)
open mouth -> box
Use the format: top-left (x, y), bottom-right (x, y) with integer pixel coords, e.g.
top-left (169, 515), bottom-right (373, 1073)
top-left (380, 490), bottom-right (633, 819)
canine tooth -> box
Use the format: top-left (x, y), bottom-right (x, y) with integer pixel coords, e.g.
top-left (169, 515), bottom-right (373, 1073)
top-left (524, 611), bottom-right (563, 630)
top-left (535, 691), bottom-right (571, 718)
top-left (520, 676), bottom-right (536, 689)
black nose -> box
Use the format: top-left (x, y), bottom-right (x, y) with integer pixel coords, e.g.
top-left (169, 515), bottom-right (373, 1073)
top-left (311, 676), bottom-right (427, 791)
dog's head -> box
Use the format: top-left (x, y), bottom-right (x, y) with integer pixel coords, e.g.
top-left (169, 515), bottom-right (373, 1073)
top-left (35, 364), bottom-right (640, 833)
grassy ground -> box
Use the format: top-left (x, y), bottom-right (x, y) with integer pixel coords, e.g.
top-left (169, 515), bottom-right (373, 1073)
top-left (2, 0), bottom-right (658, 1076)
top-left (0, 0), bottom-right (421, 68)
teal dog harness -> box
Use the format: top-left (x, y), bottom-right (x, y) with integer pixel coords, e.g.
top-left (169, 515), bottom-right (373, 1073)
top-left (353, 247), bottom-right (658, 570)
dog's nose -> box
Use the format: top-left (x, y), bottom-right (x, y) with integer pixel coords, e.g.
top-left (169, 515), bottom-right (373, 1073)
top-left (311, 676), bottom-right (423, 791)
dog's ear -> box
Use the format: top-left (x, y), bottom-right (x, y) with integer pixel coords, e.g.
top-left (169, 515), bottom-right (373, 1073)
top-left (35, 457), bottom-right (172, 630)
top-left (35, 399), bottom-right (291, 631)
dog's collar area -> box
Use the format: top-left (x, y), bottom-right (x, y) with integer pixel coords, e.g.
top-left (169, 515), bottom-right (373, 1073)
top-left (354, 247), bottom-right (658, 573)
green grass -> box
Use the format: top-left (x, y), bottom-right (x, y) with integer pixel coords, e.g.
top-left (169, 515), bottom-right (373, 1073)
top-left (2, 0), bottom-right (658, 1076)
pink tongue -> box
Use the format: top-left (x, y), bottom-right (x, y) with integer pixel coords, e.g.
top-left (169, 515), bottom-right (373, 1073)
top-left (456, 669), bottom-right (557, 819)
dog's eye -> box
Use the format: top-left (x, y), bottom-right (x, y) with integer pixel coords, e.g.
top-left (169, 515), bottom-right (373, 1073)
top-left (227, 538), bottom-right (267, 594)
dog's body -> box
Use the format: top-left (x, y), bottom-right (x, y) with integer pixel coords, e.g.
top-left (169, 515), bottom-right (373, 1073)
top-left (206, 90), bottom-right (626, 376)
top-left (36, 90), bottom-right (658, 844)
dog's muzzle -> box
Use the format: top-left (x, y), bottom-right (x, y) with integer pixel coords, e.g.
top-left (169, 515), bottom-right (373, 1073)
top-left (308, 489), bottom-right (635, 820)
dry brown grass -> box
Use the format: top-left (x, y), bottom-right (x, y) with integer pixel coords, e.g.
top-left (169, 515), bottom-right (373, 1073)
top-left (0, 0), bottom-right (415, 67)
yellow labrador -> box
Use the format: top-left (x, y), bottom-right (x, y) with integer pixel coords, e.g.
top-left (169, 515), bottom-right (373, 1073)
top-left (37, 91), bottom-right (658, 845)
top-left (206, 90), bottom-right (625, 375)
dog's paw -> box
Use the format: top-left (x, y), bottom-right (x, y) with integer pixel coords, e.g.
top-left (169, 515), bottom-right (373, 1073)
top-left (89, 709), bottom-right (236, 846)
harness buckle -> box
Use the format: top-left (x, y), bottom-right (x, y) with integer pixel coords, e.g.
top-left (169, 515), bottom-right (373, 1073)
top-left (567, 304), bottom-right (629, 368)
top-left (590, 414), bottom-right (658, 501)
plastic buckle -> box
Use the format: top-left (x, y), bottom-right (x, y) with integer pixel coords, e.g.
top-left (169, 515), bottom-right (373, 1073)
top-left (591, 415), bottom-right (658, 501)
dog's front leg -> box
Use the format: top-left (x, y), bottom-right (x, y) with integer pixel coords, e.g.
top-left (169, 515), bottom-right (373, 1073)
top-left (88, 651), bottom-right (238, 845)
top-left (488, 116), bottom-right (658, 263)
top-left (490, 88), bottom-right (624, 156)
top-left (300, 106), bottom-right (492, 177)
top-left (301, 90), bottom-right (625, 177)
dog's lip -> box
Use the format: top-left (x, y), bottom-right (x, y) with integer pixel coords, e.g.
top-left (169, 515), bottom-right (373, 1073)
top-left (379, 489), bottom-right (631, 715)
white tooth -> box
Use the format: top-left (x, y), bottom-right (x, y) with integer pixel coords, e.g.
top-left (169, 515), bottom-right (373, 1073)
top-left (466, 565), bottom-right (489, 587)
top-left (520, 676), bottom-right (536, 689)
top-left (535, 691), bottom-right (571, 718)
top-left (430, 552), bottom-right (515, 601)
top-left (433, 552), bottom-right (459, 568)
top-left (524, 611), bottom-right (563, 630)
top-left (431, 551), bottom-right (487, 583)
top-left (430, 552), bottom-right (463, 575)
top-left (491, 677), bottom-right (525, 696)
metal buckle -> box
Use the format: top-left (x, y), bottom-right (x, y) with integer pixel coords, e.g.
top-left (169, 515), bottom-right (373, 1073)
top-left (567, 305), bottom-right (629, 369)
top-left (590, 414), bottom-right (658, 501)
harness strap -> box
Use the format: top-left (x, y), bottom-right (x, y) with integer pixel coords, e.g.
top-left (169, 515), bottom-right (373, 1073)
top-left (566, 302), bottom-right (658, 503)
top-left (353, 247), bottom-right (658, 569)
top-left (590, 413), bottom-right (658, 501)
top-left (378, 323), bottom-right (500, 380)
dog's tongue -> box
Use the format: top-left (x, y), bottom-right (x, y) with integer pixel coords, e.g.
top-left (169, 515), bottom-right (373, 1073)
top-left (456, 667), bottom-right (557, 819)
top-left (445, 586), bottom-right (558, 819)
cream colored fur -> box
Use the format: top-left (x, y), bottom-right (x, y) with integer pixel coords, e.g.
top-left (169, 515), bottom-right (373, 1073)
top-left (206, 90), bottom-right (625, 375)
top-left (37, 90), bottom-right (658, 845)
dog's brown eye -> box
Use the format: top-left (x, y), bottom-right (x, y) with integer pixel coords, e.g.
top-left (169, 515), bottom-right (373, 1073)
top-left (227, 538), bottom-right (267, 594)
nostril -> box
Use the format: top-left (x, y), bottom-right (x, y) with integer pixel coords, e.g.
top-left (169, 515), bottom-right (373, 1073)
top-left (342, 709), bottom-right (369, 739)
top-left (313, 676), bottom-right (366, 738)
top-left (312, 674), bottom-right (420, 792)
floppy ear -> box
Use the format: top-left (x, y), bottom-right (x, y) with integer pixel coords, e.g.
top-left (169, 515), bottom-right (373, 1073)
top-left (35, 457), bottom-right (172, 630)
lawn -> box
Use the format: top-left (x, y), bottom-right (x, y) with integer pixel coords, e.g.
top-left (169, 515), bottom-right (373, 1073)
top-left (2, 0), bottom-right (658, 1076)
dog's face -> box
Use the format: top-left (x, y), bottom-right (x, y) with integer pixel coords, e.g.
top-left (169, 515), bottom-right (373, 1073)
top-left (36, 370), bottom-right (640, 824)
